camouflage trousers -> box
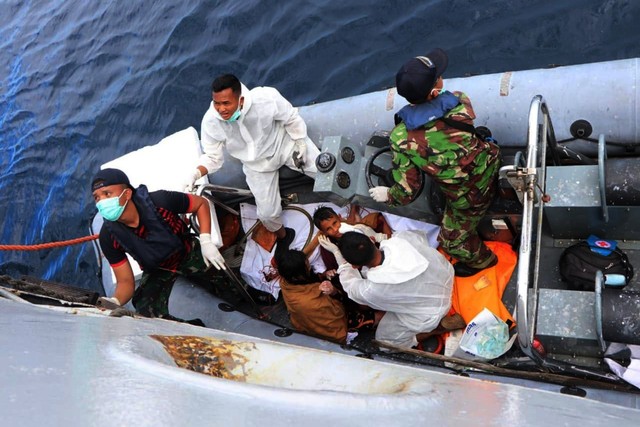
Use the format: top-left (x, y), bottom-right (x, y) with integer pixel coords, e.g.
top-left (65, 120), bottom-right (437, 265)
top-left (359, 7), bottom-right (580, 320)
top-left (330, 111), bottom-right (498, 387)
top-left (132, 238), bottom-right (214, 318)
top-left (438, 163), bottom-right (499, 267)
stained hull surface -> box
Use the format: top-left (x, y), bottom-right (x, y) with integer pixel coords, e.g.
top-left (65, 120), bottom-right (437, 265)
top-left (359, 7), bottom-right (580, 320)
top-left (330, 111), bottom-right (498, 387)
top-left (1, 299), bottom-right (639, 426)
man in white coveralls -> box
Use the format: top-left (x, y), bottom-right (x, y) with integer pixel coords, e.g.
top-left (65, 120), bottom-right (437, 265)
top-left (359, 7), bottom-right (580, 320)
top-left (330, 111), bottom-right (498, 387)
top-left (188, 73), bottom-right (319, 245)
top-left (319, 230), bottom-right (458, 349)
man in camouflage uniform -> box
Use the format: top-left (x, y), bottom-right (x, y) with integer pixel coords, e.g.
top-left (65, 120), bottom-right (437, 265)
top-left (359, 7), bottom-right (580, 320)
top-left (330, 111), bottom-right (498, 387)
top-left (369, 48), bottom-right (500, 277)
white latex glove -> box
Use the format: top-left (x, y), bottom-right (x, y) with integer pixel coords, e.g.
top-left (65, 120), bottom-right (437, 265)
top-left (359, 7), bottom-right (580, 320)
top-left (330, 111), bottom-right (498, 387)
top-left (369, 186), bottom-right (390, 203)
top-left (97, 296), bottom-right (121, 308)
top-left (351, 223), bottom-right (388, 243)
top-left (318, 234), bottom-right (339, 254)
top-left (292, 139), bottom-right (307, 168)
top-left (104, 296), bottom-right (121, 305)
top-left (319, 280), bottom-right (336, 295)
top-left (338, 223), bottom-right (360, 234)
top-left (372, 232), bottom-right (389, 243)
top-left (185, 169), bottom-right (203, 193)
top-left (200, 233), bottom-right (226, 270)
top-left (324, 269), bottom-right (337, 279)
top-left (318, 235), bottom-right (346, 265)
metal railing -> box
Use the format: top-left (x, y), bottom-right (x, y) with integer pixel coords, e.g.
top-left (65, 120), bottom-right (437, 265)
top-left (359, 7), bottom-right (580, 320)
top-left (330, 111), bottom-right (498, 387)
top-left (515, 95), bottom-right (550, 361)
top-left (514, 97), bottom-right (612, 357)
top-left (512, 97), bottom-right (624, 382)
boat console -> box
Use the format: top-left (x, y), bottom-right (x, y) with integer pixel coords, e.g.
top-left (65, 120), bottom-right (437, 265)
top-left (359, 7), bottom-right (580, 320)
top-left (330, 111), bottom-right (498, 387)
top-left (312, 131), bottom-right (441, 224)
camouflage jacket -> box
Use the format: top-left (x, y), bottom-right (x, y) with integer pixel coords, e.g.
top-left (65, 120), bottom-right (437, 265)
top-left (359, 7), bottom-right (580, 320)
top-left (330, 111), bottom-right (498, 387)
top-left (387, 91), bottom-right (500, 209)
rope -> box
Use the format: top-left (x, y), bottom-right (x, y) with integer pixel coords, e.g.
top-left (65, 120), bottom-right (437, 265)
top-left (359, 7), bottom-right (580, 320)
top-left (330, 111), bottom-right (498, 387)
top-left (0, 234), bottom-right (99, 251)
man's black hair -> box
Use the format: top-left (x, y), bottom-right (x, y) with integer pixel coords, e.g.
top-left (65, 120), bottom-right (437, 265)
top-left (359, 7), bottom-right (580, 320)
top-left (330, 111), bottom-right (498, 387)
top-left (277, 249), bottom-right (312, 284)
top-left (312, 205), bottom-right (339, 229)
top-left (211, 74), bottom-right (242, 96)
top-left (338, 231), bottom-right (375, 266)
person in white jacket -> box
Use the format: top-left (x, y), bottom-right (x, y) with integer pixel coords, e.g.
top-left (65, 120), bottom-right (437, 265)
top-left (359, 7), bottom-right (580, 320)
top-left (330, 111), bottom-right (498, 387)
top-left (319, 230), bottom-right (455, 349)
top-left (188, 74), bottom-right (320, 241)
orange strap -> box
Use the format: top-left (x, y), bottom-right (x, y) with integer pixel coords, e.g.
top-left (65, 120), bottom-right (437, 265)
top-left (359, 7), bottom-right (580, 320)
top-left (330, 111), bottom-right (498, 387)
top-left (0, 234), bottom-right (99, 251)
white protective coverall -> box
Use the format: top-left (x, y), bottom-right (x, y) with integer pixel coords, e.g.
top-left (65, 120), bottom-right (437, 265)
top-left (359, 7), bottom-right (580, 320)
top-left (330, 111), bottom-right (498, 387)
top-left (337, 230), bottom-right (454, 348)
top-left (200, 83), bottom-right (320, 231)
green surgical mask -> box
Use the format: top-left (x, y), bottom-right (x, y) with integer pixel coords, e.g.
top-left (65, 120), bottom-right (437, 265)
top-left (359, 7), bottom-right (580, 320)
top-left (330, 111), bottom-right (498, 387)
top-left (226, 107), bottom-right (241, 122)
top-left (96, 189), bottom-right (128, 221)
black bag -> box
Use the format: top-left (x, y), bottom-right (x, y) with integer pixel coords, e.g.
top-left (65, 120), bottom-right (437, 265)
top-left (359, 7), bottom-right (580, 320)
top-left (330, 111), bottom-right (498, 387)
top-left (559, 241), bottom-right (634, 291)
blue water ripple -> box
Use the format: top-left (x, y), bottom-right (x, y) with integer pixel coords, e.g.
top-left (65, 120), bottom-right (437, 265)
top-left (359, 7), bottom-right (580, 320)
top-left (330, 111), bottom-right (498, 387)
top-left (2, 0), bottom-right (640, 291)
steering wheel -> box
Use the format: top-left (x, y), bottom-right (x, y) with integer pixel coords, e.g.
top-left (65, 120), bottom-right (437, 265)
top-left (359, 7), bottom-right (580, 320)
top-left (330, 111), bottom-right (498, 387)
top-left (364, 146), bottom-right (425, 204)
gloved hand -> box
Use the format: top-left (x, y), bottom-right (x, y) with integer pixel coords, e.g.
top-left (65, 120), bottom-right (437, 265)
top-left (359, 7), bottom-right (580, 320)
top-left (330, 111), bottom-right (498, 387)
top-left (372, 232), bottom-right (389, 243)
top-left (319, 280), bottom-right (336, 295)
top-left (200, 233), bottom-right (226, 270)
top-left (185, 169), bottom-right (203, 193)
top-left (369, 186), bottom-right (390, 203)
top-left (318, 234), bottom-right (339, 254)
top-left (351, 223), bottom-right (388, 243)
top-left (292, 139), bottom-right (307, 169)
top-left (97, 296), bottom-right (121, 308)
top-left (339, 223), bottom-right (363, 235)
top-left (323, 269), bottom-right (337, 279)
top-left (318, 235), bottom-right (346, 265)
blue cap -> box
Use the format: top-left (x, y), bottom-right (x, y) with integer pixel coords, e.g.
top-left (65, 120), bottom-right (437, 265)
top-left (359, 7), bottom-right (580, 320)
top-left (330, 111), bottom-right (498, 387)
top-left (396, 48), bottom-right (448, 104)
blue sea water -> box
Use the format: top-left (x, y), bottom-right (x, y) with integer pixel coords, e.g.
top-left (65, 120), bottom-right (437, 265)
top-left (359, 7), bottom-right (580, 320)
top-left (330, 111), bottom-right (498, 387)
top-left (1, 0), bottom-right (639, 292)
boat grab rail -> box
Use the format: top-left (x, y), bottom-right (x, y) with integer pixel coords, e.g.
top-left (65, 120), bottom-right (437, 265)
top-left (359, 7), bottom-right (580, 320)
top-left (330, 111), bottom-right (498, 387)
top-left (515, 95), bottom-right (548, 363)
top-left (514, 97), bottom-right (624, 382)
top-left (594, 271), bottom-right (606, 353)
top-left (597, 134), bottom-right (609, 222)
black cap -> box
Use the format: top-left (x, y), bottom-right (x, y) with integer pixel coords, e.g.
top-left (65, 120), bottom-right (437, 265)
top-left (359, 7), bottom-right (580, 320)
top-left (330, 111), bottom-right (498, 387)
top-left (396, 48), bottom-right (449, 104)
top-left (91, 168), bottom-right (131, 191)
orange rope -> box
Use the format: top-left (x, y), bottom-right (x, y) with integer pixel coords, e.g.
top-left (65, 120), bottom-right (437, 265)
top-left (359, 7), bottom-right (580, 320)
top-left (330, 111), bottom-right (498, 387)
top-left (0, 234), bottom-right (99, 251)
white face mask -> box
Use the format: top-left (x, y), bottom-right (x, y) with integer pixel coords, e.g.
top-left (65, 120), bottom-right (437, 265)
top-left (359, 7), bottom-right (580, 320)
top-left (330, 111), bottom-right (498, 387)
top-left (431, 85), bottom-right (445, 98)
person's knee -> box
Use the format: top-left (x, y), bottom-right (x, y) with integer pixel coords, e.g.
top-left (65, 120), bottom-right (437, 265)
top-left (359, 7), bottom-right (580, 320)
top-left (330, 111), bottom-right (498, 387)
top-left (374, 327), bottom-right (417, 349)
top-left (260, 217), bottom-right (283, 232)
top-left (255, 199), bottom-right (282, 228)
